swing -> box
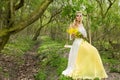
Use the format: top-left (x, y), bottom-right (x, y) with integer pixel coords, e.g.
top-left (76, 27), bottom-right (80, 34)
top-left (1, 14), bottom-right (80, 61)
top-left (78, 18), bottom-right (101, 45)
top-left (64, 33), bottom-right (72, 48)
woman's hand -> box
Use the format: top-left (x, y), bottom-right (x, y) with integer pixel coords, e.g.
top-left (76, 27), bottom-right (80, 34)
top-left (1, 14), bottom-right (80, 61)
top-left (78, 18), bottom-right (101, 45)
top-left (69, 34), bottom-right (75, 40)
top-left (71, 34), bottom-right (75, 39)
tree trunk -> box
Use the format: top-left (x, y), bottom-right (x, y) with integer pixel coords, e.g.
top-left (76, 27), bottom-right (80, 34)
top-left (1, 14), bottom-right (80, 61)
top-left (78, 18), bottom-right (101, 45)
top-left (32, 18), bottom-right (42, 41)
top-left (32, 27), bottom-right (43, 41)
top-left (0, 35), bottom-right (10, 52)
top-left (0, 1), bottom-right (12, 52)
top-left (50, 25), bottom-right (55, 40)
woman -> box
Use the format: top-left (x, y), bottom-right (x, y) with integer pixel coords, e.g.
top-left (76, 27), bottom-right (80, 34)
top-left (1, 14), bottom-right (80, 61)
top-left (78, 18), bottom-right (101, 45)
top-left (62, 11), bottom-right (108, 80)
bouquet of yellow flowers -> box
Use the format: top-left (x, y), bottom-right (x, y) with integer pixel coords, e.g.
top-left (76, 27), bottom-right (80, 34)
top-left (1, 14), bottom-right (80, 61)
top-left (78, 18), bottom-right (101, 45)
top-left (65, 27), bottom-right (87, 48)
top-left (67, 27), bottom-right (82, 38)
top-left (67, 27), bottom-right (88, 41)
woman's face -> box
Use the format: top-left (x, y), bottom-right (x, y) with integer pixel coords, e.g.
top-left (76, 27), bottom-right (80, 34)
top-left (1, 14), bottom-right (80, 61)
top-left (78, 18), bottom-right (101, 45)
top-left (76, 13), bottom-right (82, 22)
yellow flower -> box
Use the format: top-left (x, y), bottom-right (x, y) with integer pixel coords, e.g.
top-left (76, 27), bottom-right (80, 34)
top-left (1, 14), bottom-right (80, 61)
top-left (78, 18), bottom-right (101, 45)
top-left (67, 27), bottom-right (82, 38)
top-left (67, 27), bottom-right (78, 35)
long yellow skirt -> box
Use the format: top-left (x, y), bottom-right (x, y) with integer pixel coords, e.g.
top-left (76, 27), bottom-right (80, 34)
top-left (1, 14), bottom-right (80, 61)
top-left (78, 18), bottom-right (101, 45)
top-left (71, 39), bottom-right (108, 79)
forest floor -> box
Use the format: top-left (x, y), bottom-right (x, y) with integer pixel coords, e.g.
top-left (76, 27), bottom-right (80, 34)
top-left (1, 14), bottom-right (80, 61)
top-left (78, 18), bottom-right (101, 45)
top-left (0, 40), bottom-right (41, 80)
top-left (0, 40), bottom-right (120, 80)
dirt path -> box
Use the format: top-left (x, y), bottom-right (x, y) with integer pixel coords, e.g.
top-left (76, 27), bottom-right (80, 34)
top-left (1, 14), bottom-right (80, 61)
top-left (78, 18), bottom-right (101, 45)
top-left (16, 41), bottom-right (40, 80)
top-left (0, 41), bottom-right (40, 80)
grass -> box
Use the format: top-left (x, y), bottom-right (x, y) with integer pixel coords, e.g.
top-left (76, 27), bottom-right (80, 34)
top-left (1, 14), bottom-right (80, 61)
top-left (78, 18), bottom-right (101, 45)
top-left (35, 36), bottom-right (69, 80)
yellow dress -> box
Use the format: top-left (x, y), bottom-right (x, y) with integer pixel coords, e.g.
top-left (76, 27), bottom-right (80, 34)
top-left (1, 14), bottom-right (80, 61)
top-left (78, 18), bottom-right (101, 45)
top-left (62, 24), bottom-right (108, 80)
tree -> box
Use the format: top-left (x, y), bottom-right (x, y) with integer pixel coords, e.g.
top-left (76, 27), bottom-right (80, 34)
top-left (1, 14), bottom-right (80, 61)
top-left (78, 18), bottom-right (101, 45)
top-left (32, 7), bottom-right (62, 41)
top-left (0, 0), bottom-right (53, 52)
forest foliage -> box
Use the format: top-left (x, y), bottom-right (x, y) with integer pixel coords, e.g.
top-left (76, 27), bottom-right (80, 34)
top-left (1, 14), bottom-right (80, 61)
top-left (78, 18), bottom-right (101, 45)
top-left (0, 0), bottom-right (120, 79)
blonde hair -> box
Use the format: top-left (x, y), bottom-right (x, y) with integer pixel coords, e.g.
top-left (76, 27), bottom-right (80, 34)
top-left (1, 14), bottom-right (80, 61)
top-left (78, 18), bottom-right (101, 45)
top-left (76, 11), bottom-right (82, 16)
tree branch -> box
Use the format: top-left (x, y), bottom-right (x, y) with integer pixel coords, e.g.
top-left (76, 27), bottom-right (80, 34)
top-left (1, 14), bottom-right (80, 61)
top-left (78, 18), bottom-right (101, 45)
top-left (42, 8), bottom-right (62, 27)
top-left (14, 0), bottom-right (24, 10)
top-left (32, 8), bottom-right (62, 41)
top-left (96, 0), bottom-right (116, 18)
top-left (108, 0), bottom-right (112, 4)
top-left (104, 0), bottom-right (116, 17)
top-left (0, 0), bottom-right (53, 37)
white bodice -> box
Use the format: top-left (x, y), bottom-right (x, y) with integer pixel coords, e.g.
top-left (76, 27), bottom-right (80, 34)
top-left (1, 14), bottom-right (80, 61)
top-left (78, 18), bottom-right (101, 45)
top-left (78, 24), bottom-right (87, 38)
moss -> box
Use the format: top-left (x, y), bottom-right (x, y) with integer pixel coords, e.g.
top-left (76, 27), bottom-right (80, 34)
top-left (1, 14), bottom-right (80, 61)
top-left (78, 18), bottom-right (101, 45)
top-left (0, 28), bottom-right (8, 37)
